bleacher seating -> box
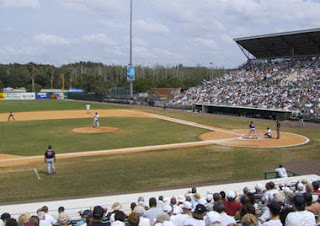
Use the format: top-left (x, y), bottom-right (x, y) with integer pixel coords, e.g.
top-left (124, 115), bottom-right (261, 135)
top-left (169, 59), bottom-right (320, 119)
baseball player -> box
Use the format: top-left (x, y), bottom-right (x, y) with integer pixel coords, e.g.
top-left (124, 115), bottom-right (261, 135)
top-left (248, 121), bottom-right (258, 139)
top-left (8, 111), bottom-right (15, 121)
top-left (44, 145), bottom-right (56, 175)
top-left (92, 112), bottom-right (100, 128)
top-left (276, 119), bottom-right (281, 139)
top-left (264, 127), bottom-right (272, 138)
top-left (86, 103), bottom-right (91, 114)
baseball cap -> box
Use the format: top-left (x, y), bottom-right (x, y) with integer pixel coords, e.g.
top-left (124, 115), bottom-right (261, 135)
top-left (297, 182), bottom-right (304, 190)
top-left (268, 201), bottom-right (282, 213)
top-left (80, 209), bottom-right (91, 218)
top-left (163, 204), bottom-right (172, 214)
top-left (93, 205), bottom-right (105, 219)
top-left (182, 201), bottom-right (192, 210)
top-left (206, 194), bottom-right (213, 202)
top-left (58, 212), bottom-right (68, 225)
top-left (292, 195), bottom-right (305, 207)
top-left (133, 205), bottom-right (145, 216)
top-left (274, 193), bottom-right (284, 204)
top-left (227, 191), bottom-right (236, 199)
top-left (111, 202), bottom-right (122, 211)
top-left (255, 183), bottom-right (263, 191)
top-left (194, 204), bottom-right (206, 214)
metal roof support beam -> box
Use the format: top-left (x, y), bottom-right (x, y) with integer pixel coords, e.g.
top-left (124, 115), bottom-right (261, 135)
top-left (236, 43), bottom-right (251, 60)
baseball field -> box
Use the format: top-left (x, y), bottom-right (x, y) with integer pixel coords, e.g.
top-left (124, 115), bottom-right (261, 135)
top-left (0, 100), bottom-right (319, 204)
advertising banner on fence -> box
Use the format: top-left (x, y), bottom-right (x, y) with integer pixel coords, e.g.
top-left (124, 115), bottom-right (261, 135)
top-left (0, 92), bottom-right (5, 100)
top-left (36, 92), bottom-right (50, 100)
top-left (49, 92), bottom-right (64, 99)
top-left (6, 93), bottom-right (21, 100)
top-left (21, 92), bottom-right (35, 100)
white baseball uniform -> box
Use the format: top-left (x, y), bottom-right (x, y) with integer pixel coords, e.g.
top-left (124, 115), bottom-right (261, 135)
top-left (92, 113), bottom-right (100, 128)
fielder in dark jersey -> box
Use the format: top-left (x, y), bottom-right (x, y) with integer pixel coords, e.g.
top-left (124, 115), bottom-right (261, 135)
top-left (44, 145), bottom-right (56, 174)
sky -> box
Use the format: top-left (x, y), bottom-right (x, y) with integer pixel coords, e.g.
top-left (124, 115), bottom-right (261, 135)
top-left (1, 0), bottom-right (320, 69)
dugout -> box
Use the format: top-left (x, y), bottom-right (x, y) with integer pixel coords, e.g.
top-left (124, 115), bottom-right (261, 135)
top-left (194, 104), bottom-right (292, 120)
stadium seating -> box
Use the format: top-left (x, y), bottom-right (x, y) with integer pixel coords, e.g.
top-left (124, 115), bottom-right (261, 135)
top-left (2, 175), bottom-right (320, 226)
top-left (169, 59), bottom-right (320, 119)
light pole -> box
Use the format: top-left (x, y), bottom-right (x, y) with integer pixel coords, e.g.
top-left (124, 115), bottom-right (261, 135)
top-left (210, 62), bottom-right (213, 81)
top-left (129, 0), bottom-right (133, 98)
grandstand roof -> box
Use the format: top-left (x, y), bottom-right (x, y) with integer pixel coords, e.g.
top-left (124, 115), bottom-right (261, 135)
top-left (234, 28), bottom-right (320, 59)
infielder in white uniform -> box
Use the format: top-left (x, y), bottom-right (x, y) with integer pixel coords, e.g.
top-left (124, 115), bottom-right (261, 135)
top-left (92, 112), bottom-right (100, 128)
top-left (86, 104), bottom-right (91, 114)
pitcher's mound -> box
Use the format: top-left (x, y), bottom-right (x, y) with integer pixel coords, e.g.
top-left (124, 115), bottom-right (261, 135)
top-left (72, 126), bottom-right (122, 134)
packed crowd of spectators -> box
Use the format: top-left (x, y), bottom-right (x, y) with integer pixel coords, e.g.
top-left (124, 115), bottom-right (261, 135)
top-left (169, 59), bottom-right (320, 118)
top-left (2, 177), bottom-right (320, 226)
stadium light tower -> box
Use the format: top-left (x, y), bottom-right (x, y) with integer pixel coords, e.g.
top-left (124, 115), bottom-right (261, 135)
top-left (210, 62), bottom-right (213, 81)
top-left (129, 0), bottom-right (134, 98)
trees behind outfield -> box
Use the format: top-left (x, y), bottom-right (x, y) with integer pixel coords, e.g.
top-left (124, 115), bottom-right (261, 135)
top-left (0, 62), bottom-right (230, 93)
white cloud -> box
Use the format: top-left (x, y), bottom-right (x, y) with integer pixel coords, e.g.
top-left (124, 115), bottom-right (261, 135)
top-left (192, 37), bottom-right (217, 49)
top-left (134, 19), bottom-right (170, 34)
top-left (58, 0), bottom-right (126, 15)
top-left (0, 0), bottom-right (40, 9)
top-left (0, 46), bottom-right (42, 56)
top-left (82, 34), bottom-right (115, 45)
top-left (34, 34), bottom-right (71, 45)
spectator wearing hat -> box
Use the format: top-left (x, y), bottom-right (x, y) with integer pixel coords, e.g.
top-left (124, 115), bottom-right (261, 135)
top-left (57, 212), bottom-right (68, 226)
top-left (182, 204), bottom-right (206, 226)
top-left (222, 191), bottom-right (242, 217)
top-left (204, 195), bottom-right (213, 212)
top-left (143, 197), bottom-right (162, 223)
top-left (170, 197), bottom-right (182, 215)
top-left (107, 202), bottom-right (123, 222)
top-left (136, 197), bottom-right (148, 210)
top-left (262, 201), bottom-right (282, 226)
top-left (154, 213), bottom-right (174, 226)
top-left (285, 195), bottom-right (316, 226)
top-left (295, 182), bottom-right (305, 193)
top-left (133, 205), bottom-right (150, 226)
top-left (76, 210), bottom-right (91, 226)
top-left (170, 202), bottom-right (192, 226)
top-left (204, 211), bottom-right (221, 226)
top-left (92, 206), bottom-right (109, 226)
top-left (158, 196), bottom-right (165, 209)
top-left (213, 202), bottom-right (237, 226)
top-left (163, 205), bottom-right (173, 218)
top-left (40, 206), bottom-right (56, 226)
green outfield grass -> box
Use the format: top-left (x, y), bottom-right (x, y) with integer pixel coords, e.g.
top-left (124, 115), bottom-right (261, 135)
top-left (0, 117), bottom-right (206, 155)
top-left (0, 100), bottom-right (125, 113)
top-left (0, 100), bottom-right (320, 203)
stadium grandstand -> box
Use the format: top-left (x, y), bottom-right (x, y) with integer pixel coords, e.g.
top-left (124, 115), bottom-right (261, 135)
top-left (2, 175), bottom-right (320, 226)
top-left (170, 28), bottom-right (320, 121)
